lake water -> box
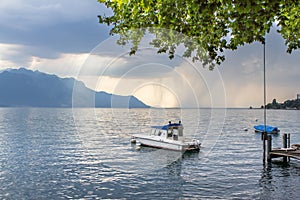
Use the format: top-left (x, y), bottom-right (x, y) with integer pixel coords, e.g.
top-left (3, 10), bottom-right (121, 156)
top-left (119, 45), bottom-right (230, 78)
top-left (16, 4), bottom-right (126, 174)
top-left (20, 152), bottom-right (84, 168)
top-left (0, 108), bottom-right (299, 199)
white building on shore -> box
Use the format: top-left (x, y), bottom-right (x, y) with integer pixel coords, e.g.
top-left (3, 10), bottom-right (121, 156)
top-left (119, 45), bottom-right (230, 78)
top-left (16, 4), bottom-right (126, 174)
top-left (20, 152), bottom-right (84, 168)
top-left (297, 94), bottom-right (300, 99)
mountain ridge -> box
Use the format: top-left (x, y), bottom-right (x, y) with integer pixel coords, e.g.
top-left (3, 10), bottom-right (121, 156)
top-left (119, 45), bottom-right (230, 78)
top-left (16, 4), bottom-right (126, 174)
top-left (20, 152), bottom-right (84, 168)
top-left (0, 68), bottom-right (149, 108)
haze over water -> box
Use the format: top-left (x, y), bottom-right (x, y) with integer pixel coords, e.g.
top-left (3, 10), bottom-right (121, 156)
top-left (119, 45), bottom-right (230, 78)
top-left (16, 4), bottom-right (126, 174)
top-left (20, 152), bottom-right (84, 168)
top-left (0, 108), bottom-right (299, 199)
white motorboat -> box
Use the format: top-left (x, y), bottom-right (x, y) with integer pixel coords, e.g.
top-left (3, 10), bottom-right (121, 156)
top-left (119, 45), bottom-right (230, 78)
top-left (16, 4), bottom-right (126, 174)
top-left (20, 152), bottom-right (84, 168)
top-left (131, 121), bottom-right (201, 152)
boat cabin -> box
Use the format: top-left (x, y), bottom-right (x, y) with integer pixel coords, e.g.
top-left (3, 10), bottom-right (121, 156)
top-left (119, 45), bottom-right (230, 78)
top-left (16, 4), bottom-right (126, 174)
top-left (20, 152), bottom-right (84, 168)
top-left (151, 121), bottom-right (183, 141)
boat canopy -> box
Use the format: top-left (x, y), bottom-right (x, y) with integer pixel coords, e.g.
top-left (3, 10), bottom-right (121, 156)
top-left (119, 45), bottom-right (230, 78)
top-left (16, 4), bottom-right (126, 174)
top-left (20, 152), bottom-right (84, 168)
top-left (151, 122), bottom-right (182, 130)
top-left (254, 124), bottom-right (279, 133)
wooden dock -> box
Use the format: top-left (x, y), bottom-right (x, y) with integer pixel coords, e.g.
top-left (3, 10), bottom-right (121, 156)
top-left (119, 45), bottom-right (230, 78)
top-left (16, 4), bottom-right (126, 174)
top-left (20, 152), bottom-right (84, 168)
top-left (269, 148), bottom-right (300, 160)
top-left (265, 133), bottom-right (300, 163)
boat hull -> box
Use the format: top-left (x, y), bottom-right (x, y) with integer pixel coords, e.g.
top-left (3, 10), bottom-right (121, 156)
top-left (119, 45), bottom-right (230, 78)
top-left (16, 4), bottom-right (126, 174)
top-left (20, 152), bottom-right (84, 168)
top-left (254, 129), bottom-right (280, 134)
top-left (132, 135), bottom-right (200, 152)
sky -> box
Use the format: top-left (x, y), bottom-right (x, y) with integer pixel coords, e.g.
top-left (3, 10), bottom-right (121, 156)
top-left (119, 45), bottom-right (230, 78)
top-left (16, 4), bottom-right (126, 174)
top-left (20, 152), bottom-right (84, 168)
top-left (0, 0), bottom-right (299, 108)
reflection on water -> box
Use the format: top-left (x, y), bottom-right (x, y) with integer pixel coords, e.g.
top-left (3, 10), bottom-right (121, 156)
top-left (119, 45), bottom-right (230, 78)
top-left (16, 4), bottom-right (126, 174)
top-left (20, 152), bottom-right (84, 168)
top-left (0, 108), bottom-right (299, 199)
top-left (260, 162), bottom-right (300, 199)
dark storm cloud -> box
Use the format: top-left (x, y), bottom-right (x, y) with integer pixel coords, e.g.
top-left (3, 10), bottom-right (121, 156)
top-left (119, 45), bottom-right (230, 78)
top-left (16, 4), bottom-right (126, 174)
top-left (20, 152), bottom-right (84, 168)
top-left (0, 0), bottom-right (111, 59)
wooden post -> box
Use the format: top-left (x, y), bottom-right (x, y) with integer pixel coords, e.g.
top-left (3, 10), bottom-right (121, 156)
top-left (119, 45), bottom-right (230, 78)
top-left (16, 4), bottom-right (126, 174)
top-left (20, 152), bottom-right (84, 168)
top-left (283, 134), bottom-right (287, 148)
top-left (267, 134), bottom-right (272, 162)
top-left (288, 133), bottom-right (291, 162)
top-left (262, 132), bottom-right (267, 164)
top-left (283, 134), bottom-right (288, 163)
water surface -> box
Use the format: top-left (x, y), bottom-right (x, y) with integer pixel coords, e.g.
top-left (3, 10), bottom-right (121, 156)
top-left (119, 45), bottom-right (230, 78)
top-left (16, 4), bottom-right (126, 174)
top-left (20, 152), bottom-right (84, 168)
top-left (0, 108), bottom-right (299, 199)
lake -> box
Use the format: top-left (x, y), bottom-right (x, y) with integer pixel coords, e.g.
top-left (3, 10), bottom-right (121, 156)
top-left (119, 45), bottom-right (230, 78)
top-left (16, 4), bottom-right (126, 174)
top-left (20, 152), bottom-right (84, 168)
top-left (0, 108), bottom-right (299, 199)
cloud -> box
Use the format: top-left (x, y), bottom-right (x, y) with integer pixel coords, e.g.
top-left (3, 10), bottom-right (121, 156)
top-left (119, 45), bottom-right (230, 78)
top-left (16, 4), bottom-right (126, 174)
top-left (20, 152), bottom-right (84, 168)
top-left (0, 43), bottom-right (31, 68)
top-left (68, 34), bottom-right (223, 108)
top-left (29, 53), bottom-right (89, 77)
top-left (0, 0), bottom-right (110, 59)
top-left (79, 53), bottom-right (226, 108)
top-left (219, 28), bottom-right (300, 107)
top-left (81, 49), bottom-right (182, 78)
top-left (0, 0), bottom-right (109, 28)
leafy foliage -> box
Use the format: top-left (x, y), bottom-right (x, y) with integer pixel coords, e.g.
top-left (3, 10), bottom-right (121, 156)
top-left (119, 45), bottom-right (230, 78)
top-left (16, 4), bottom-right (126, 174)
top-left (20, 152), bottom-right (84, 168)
top-left (98, 0), bottom-right (300, 69)
top-left (266, 98), bottom-right (300, 110)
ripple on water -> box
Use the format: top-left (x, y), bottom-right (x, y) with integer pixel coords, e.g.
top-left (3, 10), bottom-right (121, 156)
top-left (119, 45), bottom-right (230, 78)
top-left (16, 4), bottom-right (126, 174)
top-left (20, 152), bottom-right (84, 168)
top-left (0, 108), bottom-right (300, 199)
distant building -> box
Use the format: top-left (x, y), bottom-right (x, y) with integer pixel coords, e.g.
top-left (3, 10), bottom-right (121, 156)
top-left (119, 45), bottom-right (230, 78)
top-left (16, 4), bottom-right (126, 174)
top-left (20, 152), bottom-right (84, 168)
top-left (297, 94), bottom-right (300, 99)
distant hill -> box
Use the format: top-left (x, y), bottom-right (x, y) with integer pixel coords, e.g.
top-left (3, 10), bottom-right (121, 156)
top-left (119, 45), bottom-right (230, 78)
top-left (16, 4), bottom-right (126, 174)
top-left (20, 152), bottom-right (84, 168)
top-left (265, 98), bottom-right (300, 110)
top-left (0, 68), bottom-right (149, 108)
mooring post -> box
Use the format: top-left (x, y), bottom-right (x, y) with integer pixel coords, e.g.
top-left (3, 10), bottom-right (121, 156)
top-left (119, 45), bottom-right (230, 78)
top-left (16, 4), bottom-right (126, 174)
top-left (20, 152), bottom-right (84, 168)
top-left (288, 133), bottom-right (291, 162)
top-left (283, 133), bottom-right (287, 148)
top-left (283, 133), bottom-right (288, 163)
top-left (262, 132), bottom-right (267, 164)
top-left (267, 134), bottom-right (272, 162)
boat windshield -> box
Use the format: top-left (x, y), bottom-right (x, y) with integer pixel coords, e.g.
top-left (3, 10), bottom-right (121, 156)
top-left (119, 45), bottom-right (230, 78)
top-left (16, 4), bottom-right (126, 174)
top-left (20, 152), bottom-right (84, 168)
top-left (152, 129), bottom-right (163, 136)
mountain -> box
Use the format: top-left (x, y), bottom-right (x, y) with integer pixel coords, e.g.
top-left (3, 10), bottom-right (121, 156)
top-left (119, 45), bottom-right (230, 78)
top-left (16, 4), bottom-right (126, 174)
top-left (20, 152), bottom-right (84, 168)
top-left (0, 68), bottom-right (149, 108)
